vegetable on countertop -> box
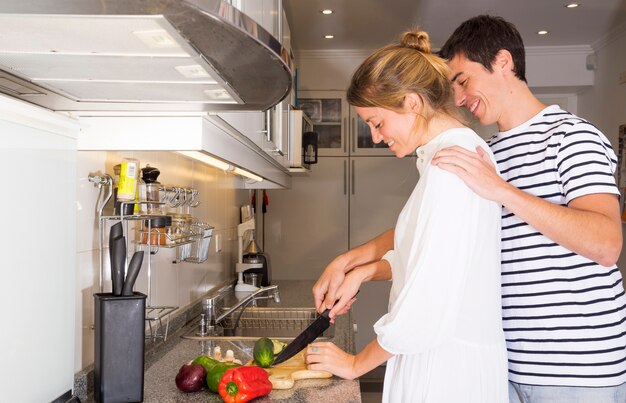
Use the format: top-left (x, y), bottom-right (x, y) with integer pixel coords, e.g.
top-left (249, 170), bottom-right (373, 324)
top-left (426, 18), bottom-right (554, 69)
top-left (207, 361), bottom-right (241, 393)
top-left (253, 337), bottom-right (275, 368)
top-left (191, 355), bottom-right (220, 373)
top-left (174, 364), bottom-right (206, 393)
top-left (218, 366), bottom-right (272, 403)
top-left (272, 339), bottom-right (287, 355)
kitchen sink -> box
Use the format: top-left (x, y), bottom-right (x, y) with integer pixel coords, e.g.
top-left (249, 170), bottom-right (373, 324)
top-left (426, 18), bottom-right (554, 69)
top-left (182, 307), bottom-right (334, 340)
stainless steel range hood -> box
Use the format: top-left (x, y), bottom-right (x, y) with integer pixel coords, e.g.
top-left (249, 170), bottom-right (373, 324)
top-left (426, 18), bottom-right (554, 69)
top-left (0, 0), bottom-right (292, 113)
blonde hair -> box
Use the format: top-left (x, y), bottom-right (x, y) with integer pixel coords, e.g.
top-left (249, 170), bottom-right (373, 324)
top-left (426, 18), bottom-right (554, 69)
top-left (347, 30), bottom-right (466, 128)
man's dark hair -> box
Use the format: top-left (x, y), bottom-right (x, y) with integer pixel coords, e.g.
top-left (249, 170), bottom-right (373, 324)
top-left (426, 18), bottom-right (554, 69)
top-left (439, 15), bottom-right (527, 83)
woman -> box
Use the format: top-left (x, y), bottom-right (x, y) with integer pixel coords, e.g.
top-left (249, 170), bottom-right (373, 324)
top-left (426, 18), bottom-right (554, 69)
top-left (304, 30), bottom-right (509, 402)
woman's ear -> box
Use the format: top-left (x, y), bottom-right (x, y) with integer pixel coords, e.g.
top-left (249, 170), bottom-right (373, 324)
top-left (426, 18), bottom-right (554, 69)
top-left (404, 93), bottom-right (423, 113)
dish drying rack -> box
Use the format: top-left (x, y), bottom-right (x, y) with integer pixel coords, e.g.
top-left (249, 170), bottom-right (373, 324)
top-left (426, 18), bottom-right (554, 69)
top-left (89, 174), bottom-right (213, 341)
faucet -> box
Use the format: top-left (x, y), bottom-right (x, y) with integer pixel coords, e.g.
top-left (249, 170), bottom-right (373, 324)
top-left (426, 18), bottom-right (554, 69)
top-left (199, 285), bottom-right (280, 336)
top-left (216, 285), bottom-right (280, 324)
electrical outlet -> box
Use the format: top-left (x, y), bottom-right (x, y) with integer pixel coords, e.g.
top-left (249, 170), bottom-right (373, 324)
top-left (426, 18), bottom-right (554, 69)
top-left (620, 70), bottom-right (626, 85)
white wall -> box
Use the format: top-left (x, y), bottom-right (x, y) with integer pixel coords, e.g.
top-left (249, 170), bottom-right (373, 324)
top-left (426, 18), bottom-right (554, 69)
top-left (75, 150), bottom-right (250, 370)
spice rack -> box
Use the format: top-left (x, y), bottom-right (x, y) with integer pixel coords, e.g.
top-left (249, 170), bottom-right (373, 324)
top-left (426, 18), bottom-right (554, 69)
top-left (90, 175), bottom-right (212, 341)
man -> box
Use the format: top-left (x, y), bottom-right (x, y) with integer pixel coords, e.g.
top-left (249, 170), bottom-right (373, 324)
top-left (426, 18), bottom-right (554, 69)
top-left (312, 15), bottom-right (626, 402)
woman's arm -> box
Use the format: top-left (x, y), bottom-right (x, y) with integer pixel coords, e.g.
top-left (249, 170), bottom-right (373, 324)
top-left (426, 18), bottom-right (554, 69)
top-left (305, 339), bottom-right (392, 380)
top-left (313, 229), bottom-right (394, 313)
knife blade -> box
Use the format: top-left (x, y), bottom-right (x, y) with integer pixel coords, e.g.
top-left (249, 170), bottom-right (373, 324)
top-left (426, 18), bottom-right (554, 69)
top-left (272, 308), bottom-right (331, 366)
top-left (272, 290), bottom-right (361, 366)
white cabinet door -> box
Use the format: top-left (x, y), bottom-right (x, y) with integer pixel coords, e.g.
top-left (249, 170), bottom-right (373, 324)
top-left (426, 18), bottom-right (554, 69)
top-left (265, 157), bottom-right (349, 280)
top-left (234, 0), bottom-right (278, 37)
top-left (349, 156), bottom-right (418, 247)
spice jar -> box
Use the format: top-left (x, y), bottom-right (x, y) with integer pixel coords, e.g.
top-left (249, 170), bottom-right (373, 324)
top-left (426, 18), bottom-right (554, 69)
top-left (141, 165), bottom-right (161, 215)
top-left (142, 215), bottom-right (172, 246)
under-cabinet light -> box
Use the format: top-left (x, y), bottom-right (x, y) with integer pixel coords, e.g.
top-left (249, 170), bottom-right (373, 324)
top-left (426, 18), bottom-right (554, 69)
top-left (537, 30), bottom-right (549, 35)
top-left (321, 9), bottom-right (333, 15)
top-left (231, 167), bottom-right (263, 182)
top-left (565, 3), bottom-right (579, 8)
top-left (177, 151), bottom-right (263, 182)
top-left (177, 151), bottom-right (230, 170)
top-left (324, 35), bottom-right (334, 39)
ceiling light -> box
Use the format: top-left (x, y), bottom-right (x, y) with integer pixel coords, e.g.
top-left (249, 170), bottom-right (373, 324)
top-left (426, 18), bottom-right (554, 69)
top-left (324, 35), bottom-right (334, 39)
top-left (565, 3), bottom-right (579, 8)
top-left (537, 30), bottom-right (549, 35)
top-left (321, 9), bottom-right (333, 15)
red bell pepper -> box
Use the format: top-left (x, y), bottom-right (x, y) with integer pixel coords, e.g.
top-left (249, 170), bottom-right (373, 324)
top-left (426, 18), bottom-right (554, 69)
top-left (218, 366), bottom-right (272, 403)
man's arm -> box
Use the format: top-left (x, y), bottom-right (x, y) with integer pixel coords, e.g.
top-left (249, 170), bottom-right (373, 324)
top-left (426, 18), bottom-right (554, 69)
top-left (312, 229), bottom-right (394, 313)
top-left (432, 146), bottom-right (622, 266)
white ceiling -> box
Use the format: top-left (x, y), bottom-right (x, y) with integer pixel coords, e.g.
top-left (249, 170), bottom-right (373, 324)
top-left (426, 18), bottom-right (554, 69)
top-left (283, 0), bottom-right (626, 51)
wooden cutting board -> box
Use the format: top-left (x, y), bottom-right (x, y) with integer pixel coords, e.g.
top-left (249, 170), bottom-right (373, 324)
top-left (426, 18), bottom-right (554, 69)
top-left (247, 351), bottom-right (332, 390)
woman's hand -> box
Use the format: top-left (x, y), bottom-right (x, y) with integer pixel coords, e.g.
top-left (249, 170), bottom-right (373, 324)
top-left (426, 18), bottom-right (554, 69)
top-left (306, 338), bottom-right (392, 381)
top-left (305, 342), bottom-right (358, 380)
top-left (312, 254), bottom-right (351, 315)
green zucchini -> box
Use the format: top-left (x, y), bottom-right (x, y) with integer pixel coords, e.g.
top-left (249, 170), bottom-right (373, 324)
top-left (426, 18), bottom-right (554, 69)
top-left (253, 337), bottom-right (275, 367)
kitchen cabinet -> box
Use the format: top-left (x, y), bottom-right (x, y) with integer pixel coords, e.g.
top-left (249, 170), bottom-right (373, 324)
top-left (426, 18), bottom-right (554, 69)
top-left (265, 157), bottom-right (349, 280)
top-left (297, 90), bottom-right (396, 157)
top-left (231, 0), bottom-right (279, 39)
top-left (0, 95), bottom-right (79, 401)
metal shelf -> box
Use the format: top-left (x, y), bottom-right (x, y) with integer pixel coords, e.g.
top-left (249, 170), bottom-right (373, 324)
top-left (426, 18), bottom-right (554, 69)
top-left (146, 306), bottom-right (179, 342)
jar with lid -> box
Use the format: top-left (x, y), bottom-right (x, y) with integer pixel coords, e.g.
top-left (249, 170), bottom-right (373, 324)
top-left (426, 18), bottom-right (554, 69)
top-left (141, 215), bottom-right (172, 246)
top-left (141, 165), bottom-right (161, 215)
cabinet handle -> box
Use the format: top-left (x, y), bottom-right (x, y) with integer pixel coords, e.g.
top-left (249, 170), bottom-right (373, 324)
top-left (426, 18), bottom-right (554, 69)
top-left (351, 159), bottom-right (355, 195)
top-left (343, 117), bottom-right (347, 153)
top-left (351, 117), bottom-right (356, 154)
top-left (343, 160), bottom-right (348, 195)
top-left (266, 110), bottom-right (272, 142)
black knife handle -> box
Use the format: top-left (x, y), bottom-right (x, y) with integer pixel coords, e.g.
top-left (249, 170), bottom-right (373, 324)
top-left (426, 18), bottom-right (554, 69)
top-left (122, 251), bottom-right (144, 296)
top-left (111, 236), bottom-right (126, 296)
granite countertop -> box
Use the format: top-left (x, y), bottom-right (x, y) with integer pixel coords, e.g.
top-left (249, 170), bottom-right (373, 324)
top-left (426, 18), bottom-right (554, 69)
top-left (85, 280), bottom-right (361, 403)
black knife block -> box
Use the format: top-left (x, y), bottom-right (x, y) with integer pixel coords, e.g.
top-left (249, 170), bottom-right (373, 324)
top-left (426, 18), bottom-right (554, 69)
top-left (94, 292), bottom-right (146, 403)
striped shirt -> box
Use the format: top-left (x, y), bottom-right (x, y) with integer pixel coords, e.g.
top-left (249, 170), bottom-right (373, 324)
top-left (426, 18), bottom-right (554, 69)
top-left (488, 105), bottom-right (626, 387)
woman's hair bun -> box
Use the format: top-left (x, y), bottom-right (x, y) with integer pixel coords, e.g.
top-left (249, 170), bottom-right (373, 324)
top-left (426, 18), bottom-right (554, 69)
top-left (400, 30), bottom-right (432, 54)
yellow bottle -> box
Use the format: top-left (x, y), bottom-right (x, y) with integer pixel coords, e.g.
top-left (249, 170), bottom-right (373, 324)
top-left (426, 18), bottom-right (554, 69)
top-left (117, 158), bottom-right (140, 202)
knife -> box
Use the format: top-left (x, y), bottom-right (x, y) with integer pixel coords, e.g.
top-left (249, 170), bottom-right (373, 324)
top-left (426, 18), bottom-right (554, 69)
top-left (122, 251), bottom-right (144, 296)
top-left (272, 308), bottom-right (331, 366)
top-left (110, 235), bottom-right (126, 296)
top-left (273, 290), bottom-right (360, 366)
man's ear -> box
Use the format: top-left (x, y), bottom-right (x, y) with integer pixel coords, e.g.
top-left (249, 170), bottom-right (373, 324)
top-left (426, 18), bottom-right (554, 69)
top-left (494, 49), bottom-right (514, 73)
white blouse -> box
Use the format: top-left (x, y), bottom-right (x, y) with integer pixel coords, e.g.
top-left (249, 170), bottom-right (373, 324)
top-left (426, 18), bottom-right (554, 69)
top-left (374, 128), bottom-right (509, 402)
